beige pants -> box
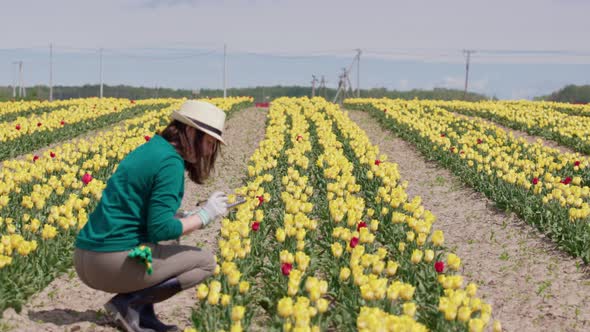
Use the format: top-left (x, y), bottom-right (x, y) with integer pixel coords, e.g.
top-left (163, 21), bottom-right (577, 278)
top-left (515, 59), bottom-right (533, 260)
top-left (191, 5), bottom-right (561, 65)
top-left (74, 243), bottom-right (215, 294)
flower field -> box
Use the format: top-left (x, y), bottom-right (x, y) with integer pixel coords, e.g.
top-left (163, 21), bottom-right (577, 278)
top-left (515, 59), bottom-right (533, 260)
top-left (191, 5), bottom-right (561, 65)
top-left (186, 98), bottom-right (500, 332)
top-left (3, 95), bottom-right (590, 331)
top-left (423, 99), bottom-right (590, 154)
top-left (0, 96), bottom-right (253, 313)
top-left (345, 98), bottom-right (590, 263)
top-left (0, 98), bottom-right (175, 161)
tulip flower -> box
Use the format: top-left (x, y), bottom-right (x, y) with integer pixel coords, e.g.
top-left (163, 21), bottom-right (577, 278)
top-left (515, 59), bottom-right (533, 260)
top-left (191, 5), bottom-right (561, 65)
top-left (356, 221), bottom-right (367, 231)
top-left (82, 173), bottom-right (93, 185)
top-left (281, 262), bottom-right (293, 276)
top-left (251, 221), bottom-right (260, 231)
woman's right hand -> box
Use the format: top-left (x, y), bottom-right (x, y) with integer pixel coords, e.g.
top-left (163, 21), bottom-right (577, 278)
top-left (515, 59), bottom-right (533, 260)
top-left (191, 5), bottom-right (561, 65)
top-left (201, 191), bottom-right (228, 225)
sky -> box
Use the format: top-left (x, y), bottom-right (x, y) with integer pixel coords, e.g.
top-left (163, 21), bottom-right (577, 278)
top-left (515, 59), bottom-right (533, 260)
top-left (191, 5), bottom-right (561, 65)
top-left (1, 0), bottom-right (589, 99)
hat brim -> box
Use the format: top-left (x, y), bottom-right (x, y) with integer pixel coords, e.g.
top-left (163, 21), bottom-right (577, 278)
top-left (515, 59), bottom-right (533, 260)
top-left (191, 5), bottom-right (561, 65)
top-left (171, 111), bottom-right (227, 145)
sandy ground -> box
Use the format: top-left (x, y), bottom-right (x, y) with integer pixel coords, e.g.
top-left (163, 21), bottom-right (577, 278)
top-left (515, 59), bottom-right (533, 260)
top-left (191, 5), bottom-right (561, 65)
top-left (346, 109), bottom-right (590, 332)
top-left (0, 107), bottom-right (268, 332)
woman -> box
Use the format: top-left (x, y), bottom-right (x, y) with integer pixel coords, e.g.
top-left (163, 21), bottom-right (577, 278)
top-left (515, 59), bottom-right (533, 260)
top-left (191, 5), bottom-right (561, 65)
top-left (74, 100), bottom-right (230, 332)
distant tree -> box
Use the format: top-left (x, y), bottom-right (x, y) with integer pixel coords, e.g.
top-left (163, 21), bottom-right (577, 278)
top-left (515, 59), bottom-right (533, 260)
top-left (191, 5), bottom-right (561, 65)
top-left (535, 84), bottom-right (590, 104)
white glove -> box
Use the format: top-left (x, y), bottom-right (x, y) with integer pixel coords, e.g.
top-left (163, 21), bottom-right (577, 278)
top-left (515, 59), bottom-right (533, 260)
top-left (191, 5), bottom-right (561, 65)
top-left (198, 191), bottom-right (228, 226)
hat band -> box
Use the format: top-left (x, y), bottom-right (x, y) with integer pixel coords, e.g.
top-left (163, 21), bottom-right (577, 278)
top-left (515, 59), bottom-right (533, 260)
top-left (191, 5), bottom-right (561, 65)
top-left (188, 117), bottom-right (222, 136)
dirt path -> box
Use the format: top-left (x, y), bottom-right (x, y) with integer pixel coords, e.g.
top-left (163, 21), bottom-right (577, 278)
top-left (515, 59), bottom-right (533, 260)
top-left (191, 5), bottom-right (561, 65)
top-left (454, 112), bottom-right (577, 155)
top-left (0, 107), bottom-right (268, 332)
top-left (346, 109), bottom-right (590, 332)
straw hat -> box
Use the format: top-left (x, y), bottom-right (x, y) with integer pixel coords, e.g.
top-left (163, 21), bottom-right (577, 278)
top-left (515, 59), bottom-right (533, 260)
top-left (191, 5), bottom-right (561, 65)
top-left (171, 100), bottom-right (227, 145)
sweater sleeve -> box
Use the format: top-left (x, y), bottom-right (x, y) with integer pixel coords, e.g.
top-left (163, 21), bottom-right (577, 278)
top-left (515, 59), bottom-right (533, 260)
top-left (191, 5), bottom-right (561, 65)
top-left (146, 157), bottom-right (184, 243)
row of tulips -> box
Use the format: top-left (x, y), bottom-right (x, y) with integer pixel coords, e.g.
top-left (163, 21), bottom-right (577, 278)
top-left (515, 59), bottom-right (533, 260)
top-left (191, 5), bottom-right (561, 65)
top-left (186, 97), bottom-right (500, 332)
top-left (505, 100), bottom-right (590, 117)
top-left (0, 99), bottom-right (87, 122)
top-left (428, 99), bottom-right (590, 154)
top-left (0, 98), bottom-right (174, 161)
top-left (345, 98), bottom-right (590, 263)
top-left (0, 97), bottom-right (253, 315)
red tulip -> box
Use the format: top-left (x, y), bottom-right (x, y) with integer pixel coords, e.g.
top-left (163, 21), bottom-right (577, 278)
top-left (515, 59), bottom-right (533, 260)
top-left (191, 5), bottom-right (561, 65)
top-left (281, 263), bottom-right (293, 276)
top-left (37, 122), bottom-right (42, 127)
top-left (144, 135), bottom-right (151, 142)
top-left (356, 221), bottom-right (367, 231)
top-left (440, 133), bottom-right (446, 137)
top-left (33, 155), bottom-right (39, 162)
top-left (296, 134), bottom-right (303, 141)
top-left (50, 152), bottom-right (56, 158)
top-left (435, 261), bottom-right (444, 273)
top-left (251, 221), bottom-right (260, 231)
top-left (350, 237), bottom-right (359, 248)
top-left (130, 100), bottom-right (136, 104)
top-left (256, 195), bottom-right (264, 206)
top-left (374, 159), bottom-right (381, 166)
top-left (561, 177), bottom-right (572, 185)
top-left (574, 160), bottom-right (581, 167)
top-left (450, 147), bottom-right (455, 153)
top-left (60, 120), bottom-right (65, 125)
top-left (82, 173), bottom-right (93, 185)
top-left (532, 178), bottom-right (539, 185)
top-left (15, 124), bottom-right (21, 130)
top-left (477, 138), bottom-right (483, 144)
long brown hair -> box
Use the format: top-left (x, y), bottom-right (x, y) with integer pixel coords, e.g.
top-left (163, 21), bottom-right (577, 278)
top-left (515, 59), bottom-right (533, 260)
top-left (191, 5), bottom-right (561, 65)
top-left (159, 120), bottom-right (220, 184)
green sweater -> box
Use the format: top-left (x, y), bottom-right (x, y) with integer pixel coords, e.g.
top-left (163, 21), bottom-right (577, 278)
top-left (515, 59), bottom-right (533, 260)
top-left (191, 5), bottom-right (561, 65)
top-left (76, 135), bottom-right (184, 252)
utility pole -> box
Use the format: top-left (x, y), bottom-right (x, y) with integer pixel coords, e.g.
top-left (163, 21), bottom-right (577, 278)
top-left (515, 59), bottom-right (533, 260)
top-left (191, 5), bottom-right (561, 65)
top-left (463, 49), bottom-right (475, 100)
top-left (223, 44), bottom-right (227, 98)
top-left (332, 50), bottom-right (361, 104)
top-left (320, 76), bottom-right (326, 98)
top-left (311, 75), bottom-right (318, 97)
top-left (99, 48), bottom-right (104, 98)
top-left (18, 61), bottom-right (24, 98)
top-left (11, 61), bottom-right (18, 98)
top-left (355, 49), bottom-right (361, 97)
top-left (49, 43), bottom-right (53, 101)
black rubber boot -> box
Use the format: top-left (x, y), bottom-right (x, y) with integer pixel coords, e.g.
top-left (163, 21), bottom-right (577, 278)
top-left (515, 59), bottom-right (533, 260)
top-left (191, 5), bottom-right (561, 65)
top-left (104, 278), bottom-right (183, 332)
top-left (139, 304), bottom-right (180, 332)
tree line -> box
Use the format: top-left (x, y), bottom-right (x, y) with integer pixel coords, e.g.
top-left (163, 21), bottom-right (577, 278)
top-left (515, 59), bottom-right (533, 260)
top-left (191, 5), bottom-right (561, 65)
top-left (7, 84), bottom-right (589, 103)
top-left (0, 84), bottom-right (490, 102)
top-left (534, 85), bottom-right (590, 104)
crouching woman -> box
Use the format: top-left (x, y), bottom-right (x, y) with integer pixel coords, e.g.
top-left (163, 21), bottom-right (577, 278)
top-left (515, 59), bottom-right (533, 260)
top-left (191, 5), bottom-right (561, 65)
top-left (74, 101), bottom-right (229, 332)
